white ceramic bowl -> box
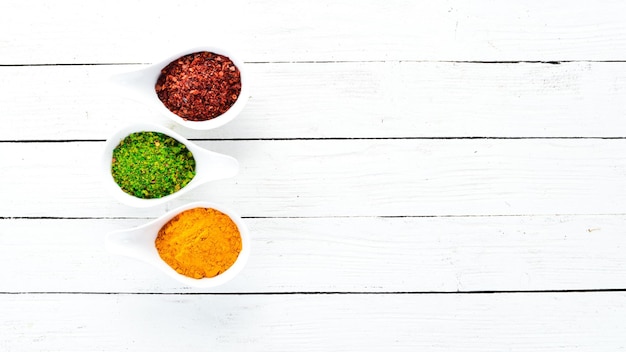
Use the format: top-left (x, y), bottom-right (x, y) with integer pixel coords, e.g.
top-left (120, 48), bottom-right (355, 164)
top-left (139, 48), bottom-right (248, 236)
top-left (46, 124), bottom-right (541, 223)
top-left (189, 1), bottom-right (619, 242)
top-left (105, 201), bottom-right (250, 288)
top-left (102, 123), bottom-right (238, 207)
top-left (110, 46), bottom-right (249, 130)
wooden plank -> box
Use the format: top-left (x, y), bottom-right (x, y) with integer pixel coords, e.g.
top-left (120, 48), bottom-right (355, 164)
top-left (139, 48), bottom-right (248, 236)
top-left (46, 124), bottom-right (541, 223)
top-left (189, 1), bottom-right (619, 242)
top-left (3, 62), bottom-right (626, 140)
top-left (2, 1), bottom-right (626, 64)
top-left (1, 139), bottom-right (626, 217)
top-left (1, 216), bottom-right (625, 293)
top-left (1, 292), bottom-right (625, 350)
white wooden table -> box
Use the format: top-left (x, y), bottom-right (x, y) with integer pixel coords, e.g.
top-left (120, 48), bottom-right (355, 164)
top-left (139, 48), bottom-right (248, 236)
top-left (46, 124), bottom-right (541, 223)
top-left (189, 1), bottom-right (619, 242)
top-left (2, 1), bottom-right (626, 350)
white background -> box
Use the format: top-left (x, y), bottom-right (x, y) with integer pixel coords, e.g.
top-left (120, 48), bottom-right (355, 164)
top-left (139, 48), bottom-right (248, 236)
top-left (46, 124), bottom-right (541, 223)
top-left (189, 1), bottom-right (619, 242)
top-left (1, 1), bottom-right (626, 350)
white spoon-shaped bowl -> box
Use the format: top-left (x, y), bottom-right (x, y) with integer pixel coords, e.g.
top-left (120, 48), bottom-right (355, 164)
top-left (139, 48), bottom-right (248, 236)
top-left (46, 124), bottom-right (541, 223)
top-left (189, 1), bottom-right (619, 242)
top-left (105, 201), bottom-right (250, 288)
top-left (102, 123), bottom-right (238, 207)
top-left (110, 45), bottom-right (249, 130)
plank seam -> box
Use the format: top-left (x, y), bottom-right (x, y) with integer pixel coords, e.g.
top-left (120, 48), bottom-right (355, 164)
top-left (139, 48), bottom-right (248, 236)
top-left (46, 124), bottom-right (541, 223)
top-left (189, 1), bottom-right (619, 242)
top-left (0, 213), bottom-right (626, 220)
top-left (1, 289), bottom-right (625, 295)
top-left (2, 137), bottom-right (626, 143)
top-left (2, 213), bottom-right (626, 220)
top-left (4, 60), bottom-right (626, 67)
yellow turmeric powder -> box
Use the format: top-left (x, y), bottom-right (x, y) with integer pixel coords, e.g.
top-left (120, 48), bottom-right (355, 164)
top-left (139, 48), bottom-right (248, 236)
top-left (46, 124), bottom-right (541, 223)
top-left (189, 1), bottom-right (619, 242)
top-left (155, 207), bottom-right (242, 279)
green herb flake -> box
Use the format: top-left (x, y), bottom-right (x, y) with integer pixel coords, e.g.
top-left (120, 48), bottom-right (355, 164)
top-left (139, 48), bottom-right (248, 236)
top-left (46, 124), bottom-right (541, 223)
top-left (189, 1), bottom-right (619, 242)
top-left (111, 131), bottom-right (196, 199)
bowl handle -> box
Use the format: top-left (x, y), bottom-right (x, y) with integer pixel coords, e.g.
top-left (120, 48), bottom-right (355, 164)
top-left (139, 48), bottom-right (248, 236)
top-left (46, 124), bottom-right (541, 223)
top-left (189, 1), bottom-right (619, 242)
top-left (105, 228), bottom-right (157, 263)
top-left (194, 149), bottom-right (240, 182)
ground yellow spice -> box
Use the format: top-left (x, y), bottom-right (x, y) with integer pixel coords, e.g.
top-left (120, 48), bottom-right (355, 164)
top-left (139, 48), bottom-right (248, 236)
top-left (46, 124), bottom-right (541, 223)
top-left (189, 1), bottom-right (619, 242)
top-left (155, 207), bottom-right (242, 279)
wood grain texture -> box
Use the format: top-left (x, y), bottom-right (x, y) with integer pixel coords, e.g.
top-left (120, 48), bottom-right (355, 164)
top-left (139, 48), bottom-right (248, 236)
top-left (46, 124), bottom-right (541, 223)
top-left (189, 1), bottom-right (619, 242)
top-left (2, 61), bottom-right (626, 140)
top-left (4, 0), bottom-right (626, 349)
top-left (2, 1), bottom-right (626, 64)
top-left (1, 139), bottom-right (625, 217)
top-left (1, 216), bottom-right (625, 293)
top-left (1, 292), bottom-right (625, 351)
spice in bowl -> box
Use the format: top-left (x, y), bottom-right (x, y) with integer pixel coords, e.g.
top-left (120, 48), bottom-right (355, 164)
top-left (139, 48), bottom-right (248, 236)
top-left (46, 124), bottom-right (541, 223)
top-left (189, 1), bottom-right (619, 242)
top-left (155, 51), bottom-right (242, 121)
top-left (155, 207), bottom-right (243, 279)
top-left (111, 131), bottom-right (196, 199)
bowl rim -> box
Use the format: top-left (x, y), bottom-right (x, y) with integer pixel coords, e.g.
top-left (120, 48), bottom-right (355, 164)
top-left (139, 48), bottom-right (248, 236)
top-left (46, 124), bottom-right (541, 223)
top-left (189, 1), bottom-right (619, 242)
top-left (120, 45), bottom-right (249, 131)
top-left (101, 122), bottom-right (237, 207)
top-left (107, 201), bottom-right (251, 288)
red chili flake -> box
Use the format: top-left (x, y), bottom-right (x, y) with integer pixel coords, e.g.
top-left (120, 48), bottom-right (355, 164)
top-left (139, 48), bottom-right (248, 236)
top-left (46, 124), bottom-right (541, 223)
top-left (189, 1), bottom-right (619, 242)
top-left (155, 51), bottom-right (242, 121)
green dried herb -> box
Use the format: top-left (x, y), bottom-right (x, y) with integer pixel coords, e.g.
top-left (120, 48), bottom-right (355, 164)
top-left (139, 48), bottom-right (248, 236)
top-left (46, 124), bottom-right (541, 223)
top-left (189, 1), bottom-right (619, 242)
top-left (111, 131), bottom-right (196, 199)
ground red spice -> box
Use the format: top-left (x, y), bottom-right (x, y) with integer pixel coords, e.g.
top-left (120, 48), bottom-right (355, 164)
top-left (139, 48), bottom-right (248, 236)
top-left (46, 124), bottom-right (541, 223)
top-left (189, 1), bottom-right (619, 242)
top-left (155, 51), bottom-right (242, 121)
